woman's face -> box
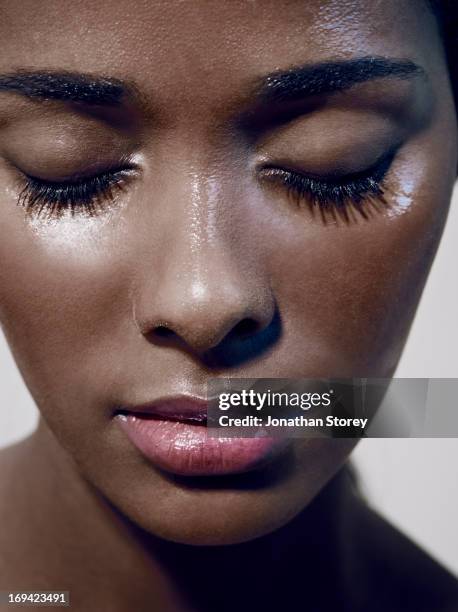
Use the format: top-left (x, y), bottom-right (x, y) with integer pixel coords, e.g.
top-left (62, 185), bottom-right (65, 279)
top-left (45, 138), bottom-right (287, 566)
top-left (0, 0), bottom-right (456, 544)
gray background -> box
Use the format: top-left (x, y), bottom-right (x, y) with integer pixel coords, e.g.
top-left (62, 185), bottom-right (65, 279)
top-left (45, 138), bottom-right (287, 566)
top-left (1, 188), bottom-right (457, 576)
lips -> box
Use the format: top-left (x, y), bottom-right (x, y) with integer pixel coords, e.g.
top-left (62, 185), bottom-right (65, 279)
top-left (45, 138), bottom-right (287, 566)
top-left (119, 396), bottom-right (209, 424)
top-left (114, 395), bottom-right (285, 477)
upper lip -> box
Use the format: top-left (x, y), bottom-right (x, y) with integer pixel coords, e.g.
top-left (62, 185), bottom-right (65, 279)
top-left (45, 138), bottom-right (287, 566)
top-left (114, 395), bottom-right (211, 424)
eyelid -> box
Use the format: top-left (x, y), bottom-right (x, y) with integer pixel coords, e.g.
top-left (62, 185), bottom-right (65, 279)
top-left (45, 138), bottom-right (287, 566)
top-left (22, 166), bottom-right (136, 188)
top-left (17, 165), bottom-right (137, 218)
top-left (20, 155), bottom-right (139, 184)
top-left (258, 146), bottom-right (397, 184)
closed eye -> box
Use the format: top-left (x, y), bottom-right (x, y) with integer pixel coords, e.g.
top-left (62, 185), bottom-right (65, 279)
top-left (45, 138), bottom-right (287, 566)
top-left (259, 149), bottom-right (396, 221)
top-left (17, 166), bottom-right (135, 218)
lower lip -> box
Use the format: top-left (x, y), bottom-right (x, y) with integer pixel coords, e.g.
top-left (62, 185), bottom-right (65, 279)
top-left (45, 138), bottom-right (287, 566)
top-left (116, 414), bottom-right (285, 476)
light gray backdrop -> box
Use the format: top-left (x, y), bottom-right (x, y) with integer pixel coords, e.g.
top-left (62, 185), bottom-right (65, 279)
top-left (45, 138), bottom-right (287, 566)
top-left (1, 188), bottom-right (457, 576)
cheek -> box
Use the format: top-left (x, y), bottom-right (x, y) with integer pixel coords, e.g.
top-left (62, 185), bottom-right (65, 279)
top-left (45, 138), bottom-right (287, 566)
top-left (0, 210), bottom-right (133, 411)
top-left (265, 177), bottom-right (451, 376)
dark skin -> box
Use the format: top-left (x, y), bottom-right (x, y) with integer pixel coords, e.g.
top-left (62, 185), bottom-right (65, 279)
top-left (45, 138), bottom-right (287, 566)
top-left (0, 1), bottom-right (457, 610)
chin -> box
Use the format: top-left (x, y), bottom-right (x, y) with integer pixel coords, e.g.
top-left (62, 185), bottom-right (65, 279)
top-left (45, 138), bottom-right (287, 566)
top-left (92, 438), bottom-right (357, 546)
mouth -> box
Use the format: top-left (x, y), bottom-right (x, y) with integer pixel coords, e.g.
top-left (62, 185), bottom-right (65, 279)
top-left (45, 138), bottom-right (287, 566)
top-left (114, 395), bottom-right (285, 477)
top-left (116, 396), bottom-right (209, 425)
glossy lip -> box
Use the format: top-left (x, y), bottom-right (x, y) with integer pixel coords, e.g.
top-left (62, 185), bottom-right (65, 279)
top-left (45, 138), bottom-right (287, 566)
top-left (116, 395), bottom-right (210, 424)
top-left (114, 394), bottom-right (286, 477)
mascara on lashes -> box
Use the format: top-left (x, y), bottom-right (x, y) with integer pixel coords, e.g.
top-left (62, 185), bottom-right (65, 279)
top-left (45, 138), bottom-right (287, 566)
top-left (16, 151), bottom-right (395, 221)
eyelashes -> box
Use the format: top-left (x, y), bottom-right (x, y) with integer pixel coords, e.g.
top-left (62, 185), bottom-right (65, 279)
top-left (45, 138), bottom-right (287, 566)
top-left (18, 168), bottom-right (132, 218)
top-left (16, 151), bottom-right (395, 221)
top-left (260, 150), bottom-right (395, 219)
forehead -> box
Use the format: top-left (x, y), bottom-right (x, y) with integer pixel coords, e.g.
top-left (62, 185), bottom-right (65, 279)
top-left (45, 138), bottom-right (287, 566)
top-left (0, 0), bottom-right (439, 103)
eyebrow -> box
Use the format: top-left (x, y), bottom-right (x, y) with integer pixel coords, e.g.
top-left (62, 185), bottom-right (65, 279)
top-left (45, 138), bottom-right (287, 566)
top-left (0, 70), bottom-right (126, 105)
top-left (257, 56), bottom-right (424, 103)
top-left (0, 56), bottom-right (423, 109)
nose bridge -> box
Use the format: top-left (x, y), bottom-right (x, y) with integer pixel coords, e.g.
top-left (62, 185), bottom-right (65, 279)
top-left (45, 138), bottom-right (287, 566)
top-left (132, 164), bottom-right (274, 352)
top-left (187, 168), bottom-right (221, 289)
top-left (168, 169), bottom-right (247, 328)
top-left (171, 163), bottom-right (244, 286)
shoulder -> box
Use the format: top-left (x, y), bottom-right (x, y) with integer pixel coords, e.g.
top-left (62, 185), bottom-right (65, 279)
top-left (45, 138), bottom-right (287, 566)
top-left (0, 439), bottom-right (37, 576)
top-left (0, 437), bottom-right (35, 492)
top-left (0, 440), bottom-right (26, 500)
top-left (346, 494), bottom-right (458, 612)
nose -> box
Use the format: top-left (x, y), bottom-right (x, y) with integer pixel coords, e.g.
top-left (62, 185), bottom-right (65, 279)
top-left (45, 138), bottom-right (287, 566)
top-left (132, 177), bottom-right (278, 365)
top-left (145, 265), bottom-right (274, 352)
top-left (134, 246), bottom-right (278, 365)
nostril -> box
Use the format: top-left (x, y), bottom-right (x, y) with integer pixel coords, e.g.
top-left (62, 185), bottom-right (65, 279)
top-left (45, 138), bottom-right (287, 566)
top-left (231, 318), bottom-right (260, 339)
top-left (154, 325), bottom-right (174, 338)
